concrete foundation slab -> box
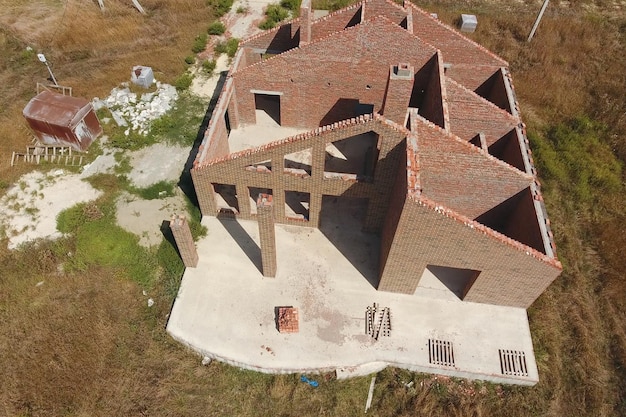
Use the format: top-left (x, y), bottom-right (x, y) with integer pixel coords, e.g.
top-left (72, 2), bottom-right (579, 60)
top-left (167, 216), bottom-right (540, 385)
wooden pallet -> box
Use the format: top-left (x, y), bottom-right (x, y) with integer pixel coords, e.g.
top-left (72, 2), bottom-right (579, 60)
top-left (11, 145), bottom-right (85, 167)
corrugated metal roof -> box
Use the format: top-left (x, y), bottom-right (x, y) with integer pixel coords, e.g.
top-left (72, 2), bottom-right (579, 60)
top-left (23, 91), bottom-right (91, 128)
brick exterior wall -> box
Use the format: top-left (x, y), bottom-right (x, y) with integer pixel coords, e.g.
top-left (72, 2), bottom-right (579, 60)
top-left (189, 0), bottom-right (562, 308)
top-left (378, 193), bottom-right (560, 308)
top-left (419, 52), bottom-right (449, 130)
top-left (193, 115), bottom-right (406, 232)
top-left (170, 215), bottom-right (199, 268)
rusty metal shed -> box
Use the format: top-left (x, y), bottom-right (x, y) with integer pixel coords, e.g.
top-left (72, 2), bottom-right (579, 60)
top-left (23, 90), bottom-right (102, 151)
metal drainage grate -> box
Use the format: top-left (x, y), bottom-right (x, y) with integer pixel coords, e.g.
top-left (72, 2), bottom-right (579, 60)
top-left (499, 349), bottom-right (528, 377)
top-left (428, 339), bottom-right (455, 367)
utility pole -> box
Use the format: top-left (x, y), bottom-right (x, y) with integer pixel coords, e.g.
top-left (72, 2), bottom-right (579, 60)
top-left (528, 0), bottom-right (550, 42)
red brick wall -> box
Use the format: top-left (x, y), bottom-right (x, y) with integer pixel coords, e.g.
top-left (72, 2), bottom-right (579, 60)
top-left (445, 79), bottom-right (519, 146)
top-left (241, 22), bottom-right (300, 52)
top-left (474, 68), bottom-right (513, 113)
top-left (310, 4), bottom-right (362, 39)
top-left (232, 17), bottom-right (436, 128)
top-left (192, 116), bottom-right (406, 232)
top-left (378, 136), bottom-right (408, 278)
top-left (364, 0), bottom-right (406, 24)
top-left (409, 6), bottom-right (506, 68)
top-left (378, 195), bottom-right (561, 307)
top-left (420, 53), bottom-right (448, 130)
top-left (415, 116), bottom-right (532, 219)
top-left (381, 65), bottom-right (414, 125)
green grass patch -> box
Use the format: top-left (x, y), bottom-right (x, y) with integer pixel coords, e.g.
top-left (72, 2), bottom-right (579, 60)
top-left (207, 0), bottom-right (234, 17)
top-left (530, 116), bottom-right (622, 206)
top-left (149, 92), bottom-right (206, 147)
top-left (202, 58), bottom-right (217, 74)
top-left (311, 0), bottom-right (350, 11)
top-left (259, 4), bottom-right (289, 29)
top-left (208, 21), bottom-right (226, 35)
top-left (57, 200), bottom-right (156, 288)
top-left (174, 73), bottom-right (193, 91)
top-left (128, 181), bottom-right (176, 200)
top-left (214, 38), bottom-right (239, 58)
top-left (191, 33), bottom-right (208, 53)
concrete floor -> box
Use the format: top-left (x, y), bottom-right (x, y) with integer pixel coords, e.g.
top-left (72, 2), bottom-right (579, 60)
top-left (167, 199), bottom-right (540, 385)
top-left (228, 110), bottom-right (308, 153)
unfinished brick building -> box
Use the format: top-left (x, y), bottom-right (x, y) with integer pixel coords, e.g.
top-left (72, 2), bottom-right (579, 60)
top-left (190, 0), bottom-right (562, 308)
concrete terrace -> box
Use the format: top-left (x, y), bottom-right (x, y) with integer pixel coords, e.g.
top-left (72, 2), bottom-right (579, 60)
top-left (167, 205), bottom-right (539, 385)
top-left (228, 110), bottom-right (308, 153)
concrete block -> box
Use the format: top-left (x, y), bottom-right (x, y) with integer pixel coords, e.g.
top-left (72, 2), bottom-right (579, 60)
top-left (131, 65), bottom-right (154, 89)
top-left (459, 14), bottom-right (478, 33)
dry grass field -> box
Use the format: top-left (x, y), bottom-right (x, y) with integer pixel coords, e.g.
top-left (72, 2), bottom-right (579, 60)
top-left (1, 0), bottom-right (625, 416)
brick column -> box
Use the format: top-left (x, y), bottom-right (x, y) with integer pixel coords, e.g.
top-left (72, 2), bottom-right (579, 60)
top-left (299, 0), bottom-right (312, 46)
top-left (256, 193), bottom-right (277, 277)
top-left (170, 214), bottom-right (199, 268)
top-left (381, 63), bottom-right (414, 125)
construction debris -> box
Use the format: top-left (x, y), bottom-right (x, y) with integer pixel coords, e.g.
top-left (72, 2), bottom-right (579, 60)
top-left (276, 306), bottom-right (299, 333)
top-left (365, 303), bottom-right (391, 340)
top-left (93, 81), bottom-right (178, 136)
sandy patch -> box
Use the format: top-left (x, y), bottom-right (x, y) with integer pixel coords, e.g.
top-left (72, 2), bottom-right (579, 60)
top-left (127, 143), bottom-right (189, 188)
top-left (0, 170), bottom-right (102, 249)
top-left (190, 54), bottom-right (230, 99)
top-left (226, 0), bottom-right (276, 40)
top-left (115, 191), bottom-right (187, 247)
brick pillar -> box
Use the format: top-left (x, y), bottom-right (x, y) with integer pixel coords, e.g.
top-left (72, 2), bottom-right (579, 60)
top-left (299, 0), bottom-right (312, 46)
top-left (256, 193), bottom-right (277, 277)
top-left (405, 8), bottom-right (413, 34)
top-left (381, 63), bottom-right (414, 125)
top-left (170, 214), bottom-right (199, 268)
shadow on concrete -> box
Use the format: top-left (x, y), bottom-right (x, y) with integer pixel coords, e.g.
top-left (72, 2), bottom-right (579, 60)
top-left (217, 213), bottom-right (263, 274)
top-left (427, 265), bottom-right (480, 300)
top-left (319, 196), bottom-right (380, 289)
top-left (179, 70), bottom-right (229, 208)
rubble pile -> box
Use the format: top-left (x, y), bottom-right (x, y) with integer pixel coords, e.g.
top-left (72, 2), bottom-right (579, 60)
top-left (93, 81), bottom-right (178, 136)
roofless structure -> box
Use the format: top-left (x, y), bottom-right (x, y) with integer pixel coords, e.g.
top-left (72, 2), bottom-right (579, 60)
top-left (168, 0), bottom-right (562, 385)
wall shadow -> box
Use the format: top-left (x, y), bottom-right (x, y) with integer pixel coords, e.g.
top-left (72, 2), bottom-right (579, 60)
top-left (160, 220), bottom-right (179, 256)
top-left (319, 98), bottom-right (373, 127)
top-left (319, 196), bottom-right (381, 289)
top-left (217, 213), bottom-right (263, 274)
top-left (179, 70), bottom-right (229, 208)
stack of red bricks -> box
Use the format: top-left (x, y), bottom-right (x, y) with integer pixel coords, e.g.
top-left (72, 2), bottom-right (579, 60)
top-left (277, 307), bottom-right (299, 333)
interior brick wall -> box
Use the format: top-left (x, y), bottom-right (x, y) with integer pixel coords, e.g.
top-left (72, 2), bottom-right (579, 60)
top-left (364, 0), bottom-right (407, 24)
top-left (420, 53), bottom-right (448, 130)
top-left (445, 79), bottom-right (519, 145)
top-left (415, 117), bottom-right (533, 219)
top-left (232, 17), bottom-right (437, 128)
top-left (310, 4), bottom-right (362, 39)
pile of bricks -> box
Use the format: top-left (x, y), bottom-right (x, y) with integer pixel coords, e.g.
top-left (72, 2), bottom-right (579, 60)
top-left (277, 307), bottom-right (299, 333)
